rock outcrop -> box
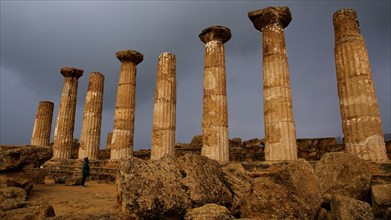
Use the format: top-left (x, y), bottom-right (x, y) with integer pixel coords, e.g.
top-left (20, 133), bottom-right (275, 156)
top-left (266, 159), bottom-right (323, 219)
top-left (116, 154), bottom-right (232, 219)
top-left (0, 145), bottom-right (54, 218)
top-left (315, 152), bottom-right (372, 202)
top-left (240, 177), bottom-right (312, 219)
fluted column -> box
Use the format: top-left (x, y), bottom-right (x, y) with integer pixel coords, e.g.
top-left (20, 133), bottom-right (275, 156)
top-left (106, 132), bottom-right (113, 149)
top-left (199, 26), bottom-right (231, 162)
top-left (31, 101), bottom-right (54, 146)
top-left (111, 50), bottom-right (143, 160)
top-left (150, 52), bottom-right (176, 160)
top-left (53, 67), bottom-right (83, 159)
top-left (333, 9), bottom-right (388, 161)
top-left (249, 6), bottom-right (297, 161)
top-left (78, 72), bottom-right (104, 160)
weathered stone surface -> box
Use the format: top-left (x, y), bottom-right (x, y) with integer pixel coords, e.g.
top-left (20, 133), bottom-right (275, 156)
top-left (111, 50), bottom-right (143, 160)
top-left (0, 201), bottom-right (55, 220)
top-left (117, 154), bottom-right (232, 219)
top-left (0, 186), bottom-right (27, 203)
top-left (31, 101), bottom-right (54, 146)
top-left (314, 208), bottom-right (329, 220)
top-left (0, 198), bottom-right (27, 211)
top-left (248, 6), bottom-right (297, 161)
top-left (267, 159), bottom-right (323, 218)
top-left (0, 145), bottom-right (53, 171)
top-left (371, 184), bottom-right (391, 218)
top-left (333, 8), bottom-right (388, 161)
top-left (0, 168), bottom-right (48, 193)
top-left (222, 163), bottom-right (252, 215)
top-left (240, 177), bottom-right (311, 219)
top-left (315, 152), bottom-right (372, 202)
top-left (78, 72), bottom-right (105, 160)
top-left (151, 52), bottom-right (176, 160)
top-left (200, 26), bottom-right (231, 162)
top-left (53, 67), bottom-right (83, 159)
top-left (185, 203), bottom-right (233, 220)
top-left (65, 175), bottom-right (83, 186)
top-left (330, 194), bottom-right (374, 220)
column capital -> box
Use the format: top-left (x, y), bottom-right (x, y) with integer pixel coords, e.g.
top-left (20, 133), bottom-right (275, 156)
top-left (333, 8), bottom-right (357, 23)
top-left (199, 26), bottom-right (231, 43)
top-left (60, 67), bottom-right (84, 79)
top-left (248, 6), bottom-right (291, 32)
top-left (116, 50), bottom-right (144, 64)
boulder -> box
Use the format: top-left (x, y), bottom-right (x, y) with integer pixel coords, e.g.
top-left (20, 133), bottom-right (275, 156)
top-left (330, 194), bottom-right (374, 220)
top-left (267, 159), bottom-right (323, 219)
top-left (221, 163), bottom-right (252, 215)
top-left (117, 154), bottom-right (232, 219)
top-left (371, 184), bottom-right (391, 218)
top-left (65, 175), bottom-right (83, 186)
top-left (185, 203), bottom-right (233, 220)
top-left (0, 145), bottom-right (53, 171)
top-left (0, 199), bottom-right (27, 211)
top-left (229, 138), bottom-right (242, 148)
top-left (240, 177), bottom-right (312, 219)
top-left (315, 152), bottom-right (372, 202)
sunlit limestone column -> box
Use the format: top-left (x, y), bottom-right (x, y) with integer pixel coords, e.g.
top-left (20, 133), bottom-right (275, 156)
top-left (53, 67), bottom-right (83, 159)
top-left (199, 26), bottom-right (231, 162)
top-left (78, 72), bottom-right (104, 160)
top-left (333, 9), bottom-right (388, 161)
top-left (248, 6), bottom-right (297, 161)
top-left (31, 101), bottom-right (54, 146)
top-left (150, 53), bottom-right (177, 160)
top-left (111, 50), bottom-right (143, 160)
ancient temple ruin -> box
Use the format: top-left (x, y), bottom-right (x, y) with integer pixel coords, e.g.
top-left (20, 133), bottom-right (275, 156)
top-left (199, 26), bottom-right (231, 162)
top-left (333, 9), bottom-right (388, 161)
top-left (52, 67), bottom-right (83, 159)
top-left (248, 7), bottom-right (298, 161)
top-left (29, 7), bottom-right (388, 164)
top-left (150, 52), bottom-right (177, 160)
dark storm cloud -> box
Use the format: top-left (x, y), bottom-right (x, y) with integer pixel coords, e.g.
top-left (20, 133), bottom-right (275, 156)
top-left (1, 1), bottom-right (390, 149)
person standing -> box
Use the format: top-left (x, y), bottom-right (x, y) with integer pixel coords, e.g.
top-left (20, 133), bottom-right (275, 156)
top-left (81, 157), bottom-right (90, 187)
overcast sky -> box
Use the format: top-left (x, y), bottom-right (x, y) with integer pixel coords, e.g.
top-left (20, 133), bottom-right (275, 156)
top-left (1, 1), bottom-right (390, 150)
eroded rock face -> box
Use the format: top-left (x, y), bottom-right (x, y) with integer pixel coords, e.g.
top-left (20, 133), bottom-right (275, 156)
top-left (240, 177), bottom-right (312, 219)
top-left (0, 145), bottom-right (53, 171)
top-left (330, 194), bottom-right (374, 220)
top-left (371, 184), bottom-right (391, 218)
top-left (315, 152), bottom-right (372, 202)
top-left (222, 163), bottom-right (252, 215)
top-left (117, 154), bottom-right (232, 219)
top-left (267, 159), bottom-right (323, 219)
top-left (185, 203), bottom-right (233, 220)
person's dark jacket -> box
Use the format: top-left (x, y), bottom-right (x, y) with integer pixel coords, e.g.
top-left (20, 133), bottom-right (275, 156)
top-left (82, 157), bottom-right (90, 176)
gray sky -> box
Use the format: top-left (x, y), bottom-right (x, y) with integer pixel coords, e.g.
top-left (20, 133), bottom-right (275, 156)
top-left (1, 1), bottom-right (390, 150)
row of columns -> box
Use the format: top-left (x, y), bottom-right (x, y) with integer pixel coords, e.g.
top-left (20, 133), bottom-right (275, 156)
top-left (30, 7), bottom-right (388, 161)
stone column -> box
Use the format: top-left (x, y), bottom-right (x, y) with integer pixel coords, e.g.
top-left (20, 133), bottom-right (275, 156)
top-left (248, 6), bottom-right (297, 161)
top-left (111, 50), bottom-right (143, 160)
top-left (78, 72), bottom-right (104, 160)
top-left (333, 9), bottom-right (388, 161)
top-left (106, 132), bottom-right (113, 149)
top-left (31, 101), bottom-right (54, 146)
top-left (151, 52), bottom-right (177, 160)
top-left (53, 67), bottom-right (83, 159)
top-left (199, 26), bottom-right (231, 162)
